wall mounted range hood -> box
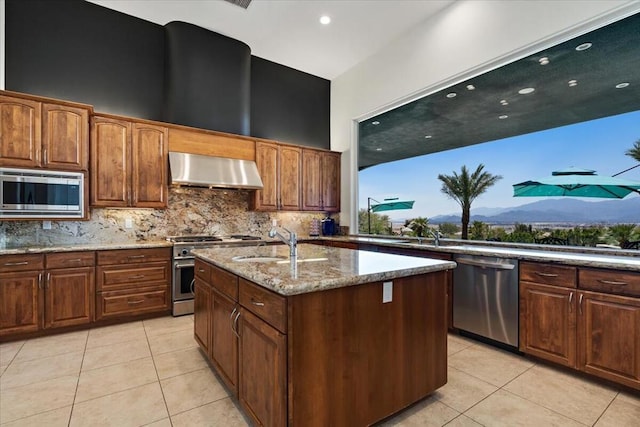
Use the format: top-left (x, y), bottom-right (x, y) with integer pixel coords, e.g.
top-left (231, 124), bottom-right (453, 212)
top-left (169, 152), bottom-right (263, 189)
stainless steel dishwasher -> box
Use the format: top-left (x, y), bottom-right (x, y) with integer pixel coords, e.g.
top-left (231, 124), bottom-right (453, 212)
top-left (453, 254), bottom-right (519, 347)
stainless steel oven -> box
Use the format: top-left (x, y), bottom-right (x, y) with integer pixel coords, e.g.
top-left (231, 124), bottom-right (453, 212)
top-left (168, 235), bottom-right (263, 316)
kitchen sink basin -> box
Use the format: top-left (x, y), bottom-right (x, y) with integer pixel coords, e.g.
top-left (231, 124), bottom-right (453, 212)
top-left (232, 255), bottom-right (288, 263)
top-left (276, 257), bottom-right (329, 264)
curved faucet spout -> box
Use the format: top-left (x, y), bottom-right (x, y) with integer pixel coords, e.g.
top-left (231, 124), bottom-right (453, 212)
top-left (269, 226), bottom-right (298, 257)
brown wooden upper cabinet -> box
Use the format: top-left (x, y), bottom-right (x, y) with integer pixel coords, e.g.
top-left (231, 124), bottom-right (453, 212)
top-left (302, 148), bottom-right (340, 212)
top-left (91, 115), bottom-right (168, 208)
top-left (252, 141), bottom-right (302, 211)
top-left (0, 93), bottom-right (90, 171)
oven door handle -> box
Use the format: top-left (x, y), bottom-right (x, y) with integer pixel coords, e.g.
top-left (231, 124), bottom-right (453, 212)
top-left (174, 262), bottom-right (194, 269)
top-left (190, 279), bottom-right (196, 295)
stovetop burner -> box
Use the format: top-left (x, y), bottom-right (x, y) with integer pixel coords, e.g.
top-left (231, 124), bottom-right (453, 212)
top-left (167, 235), bottom-right (223, 243)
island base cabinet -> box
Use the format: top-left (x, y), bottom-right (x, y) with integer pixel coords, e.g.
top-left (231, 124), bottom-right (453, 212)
top-left (239, 308), bottom-right (287, 427)
top-left (287, 272), bottom-right (447, 427)
top-left (211, 289), bottom-right (239, 396)
top-left (193, 278), bottom-right (211, 354)
top-left (577, 291), bottom-right (640, 390)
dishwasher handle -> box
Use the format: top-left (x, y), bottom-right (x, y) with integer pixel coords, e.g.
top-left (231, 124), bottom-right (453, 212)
top-left (455, 258), bottom-right (515, 270)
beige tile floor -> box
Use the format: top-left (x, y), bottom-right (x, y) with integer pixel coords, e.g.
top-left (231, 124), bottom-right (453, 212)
top-left (1, 316), bottom-right (639, 426)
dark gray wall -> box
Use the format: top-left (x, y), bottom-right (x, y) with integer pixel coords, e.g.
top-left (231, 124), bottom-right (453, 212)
top-left (164, 22), bottom-right (251, 135)
top-left (5, 0), bottom-right (330, 148)
top-left (6, 0), bottom-right (165, 120)
top-left (251, 57), bottom-right (330, 149)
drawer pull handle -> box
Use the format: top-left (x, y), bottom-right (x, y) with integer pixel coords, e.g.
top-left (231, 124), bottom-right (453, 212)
top-left (534, 272), bottom-right (559, 278)
top-left (198, 268), bottom-right (205, 273)
top-left (4, 261), bottom-right (28, 266)
top-left (64, 259), bottom-right (83, 263)
top-left (128, 255), bottom-right (145, 259)
top-left (251, 299), bottom-right (265, 307)
top-left (597, 279), bottom-right (628, 286)
top-left (128, 299), bottom-right (145, 305)
top-left (129, 275), bottom-right (145, 279)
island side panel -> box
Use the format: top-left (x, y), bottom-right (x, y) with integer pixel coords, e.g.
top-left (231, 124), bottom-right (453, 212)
top-left (287, 271), bottom-right (447, 426)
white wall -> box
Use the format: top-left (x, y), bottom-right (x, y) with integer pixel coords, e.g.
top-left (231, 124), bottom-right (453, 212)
top-left (332, 0), bottom-right (640, 231)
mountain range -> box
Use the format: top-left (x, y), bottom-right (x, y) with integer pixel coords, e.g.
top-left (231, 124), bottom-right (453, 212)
top-left (428, 197), bottom-right (640, 224)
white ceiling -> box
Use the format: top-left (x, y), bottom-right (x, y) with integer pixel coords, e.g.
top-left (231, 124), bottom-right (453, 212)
top-left (87, 0), bottom-right (455, 80)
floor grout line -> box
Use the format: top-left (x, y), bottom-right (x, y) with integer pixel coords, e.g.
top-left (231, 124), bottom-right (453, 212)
top-left (67, 329), bottom-right (90, 427)
top-left (145, 321), bottom-right (174, 427)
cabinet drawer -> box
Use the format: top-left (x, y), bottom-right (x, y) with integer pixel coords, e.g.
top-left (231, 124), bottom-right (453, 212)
top-left (195, 259), bottom-right (212, 282)
top-left (46, 251), bottom-right (95, 269)
top-left (520, 262), bottom-right (577, 288)
top-left (239, 278), bottom-right (286, 333)
top-left (579, 268), bottom-right (640, 297)
top-left (211, 264), bottom-right (238, 300)
top-left (97, 247), bottom-right (170, 265)
top-left (0, 254), bottom-right (44, 272)
top-left (97, 261), bottom-right (170, 291)
top-left (96, 286), bottom-right (169, 320)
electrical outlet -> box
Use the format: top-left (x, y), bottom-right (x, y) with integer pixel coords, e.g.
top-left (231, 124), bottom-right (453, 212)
top-left (125, 218), bottom-right (133, 229)
top-left (42, 220), bottom-right (52, 230)
top-left (383, 281), bottom-right (393, 303)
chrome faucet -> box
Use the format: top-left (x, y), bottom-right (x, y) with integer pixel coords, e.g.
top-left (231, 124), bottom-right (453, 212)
top-left (269, 226), bottom-right (298, 257)
top-left (429, 230), bottom-right (441, 247)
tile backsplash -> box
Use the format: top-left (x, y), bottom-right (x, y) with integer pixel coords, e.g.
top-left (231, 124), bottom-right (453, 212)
top-left (1, 187), bottom-right (339, 246)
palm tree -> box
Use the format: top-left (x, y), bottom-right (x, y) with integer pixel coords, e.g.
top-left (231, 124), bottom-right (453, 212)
top-left (408, 217), bottom-right (429, 237)
top-left (438, 164), bottom-right (502, 240)
top-left (626, 139), bottom-right (640, 162)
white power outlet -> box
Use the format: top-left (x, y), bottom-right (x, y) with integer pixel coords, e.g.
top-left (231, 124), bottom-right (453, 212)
top-left (42, 220), bottom-right (52, 230)
top-left (125, 218), bottom-right (133, 229)
top-left (383, 281), bottom-right (393, 303)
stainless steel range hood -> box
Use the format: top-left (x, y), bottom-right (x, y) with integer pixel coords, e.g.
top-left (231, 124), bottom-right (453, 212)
top-left (169, 152), bottom-right (263, 189)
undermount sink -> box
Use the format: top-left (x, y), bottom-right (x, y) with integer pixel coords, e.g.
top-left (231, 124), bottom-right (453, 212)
top-left (276, 257), bottom-right (329, 264)
top-left (232, 255), bottom-right (288, 263)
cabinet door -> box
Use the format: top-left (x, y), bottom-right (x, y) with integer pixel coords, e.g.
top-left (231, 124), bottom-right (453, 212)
top-left (45, 267), bottom-right (94, 329)
top-left (253, 141), bottom-right (279, 210)
top-left (42, 103), bottom-right (89, 171)
top-left (239, 308), bottom-right (286, 427)
top-left (279, 145), bottom-right (302, 210)
top-left (321, 151), bottom-right (341, 212)
top-left (132, 122), bottom-right (168, 208)
top-left (302, 149), bottom-right (322, 210)
top-left (0, 271), bottom-right (42, 336)
top-left (91, 117), bottom-right (131, 207)
top-left (194, 278), bottom-right (211, 353)
top-left (211, 289), bottom-right (239, 396)
top-left (0, 95), bottom-right (41, 168)
top-left (520, 282), bottom-right (576, 367)
top-left (578, 291), bottom-right (640, 389)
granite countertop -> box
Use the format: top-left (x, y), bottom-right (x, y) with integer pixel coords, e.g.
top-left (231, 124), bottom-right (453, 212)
top-left (321, 236), bottom-right (640, 272)
top-left (192, 243), bottom-right (456, 296)
top-left (0, 240), bottom-right (173, 255)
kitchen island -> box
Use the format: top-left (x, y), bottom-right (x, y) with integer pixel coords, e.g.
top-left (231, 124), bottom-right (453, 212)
top-left (192, 243), bottom-right (455, 426)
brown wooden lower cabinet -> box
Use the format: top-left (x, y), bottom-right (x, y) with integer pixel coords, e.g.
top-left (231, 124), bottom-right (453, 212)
top-left (194, 257), bottom-right (448, 426)
top-left (45, 266), bottom-right (95, 329)
top-left (0, 270), bottom-right (42, 336)
top-left (520, 262), bottom-right (640, 390)
top-left (193, 277), bottom-right (211, 353)
top-left (578, 291), bottom-right (640, 389)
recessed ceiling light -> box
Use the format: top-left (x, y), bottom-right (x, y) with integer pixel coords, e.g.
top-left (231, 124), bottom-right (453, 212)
top-left (319, 15), bottom-right (331, 25)
top-left (498, 115), bottom-right (509, 120)
top-left (538, 57), bottom-right (550, 65)
top-left (466, 85), bottom-right (475, 91)
top-left (500, 99), bottom-right (509, 105)
top-left (375, 148), bottom-right (382, 151)
top-left (575, 42), bottom-right (592, 51)
top-left (424, 135), bottom-right (432, 139)
top-left (615, 82), bottom-right (630, 89)
top-left (518, 87), bottom-right (535, 95)
top-left (372, 121), bottom-right (380, 125)
top-left (568, 80), bottom-right (578, 87)
top-left (446, 92), bottom-right (457, 98)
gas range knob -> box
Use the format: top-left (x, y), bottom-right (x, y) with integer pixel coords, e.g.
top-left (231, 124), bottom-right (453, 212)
top-left (181, 249), bottom-right (189, 256)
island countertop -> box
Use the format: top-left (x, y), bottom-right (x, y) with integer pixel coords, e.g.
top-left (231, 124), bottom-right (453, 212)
top-left (192, 243), bottom-right (456, 296)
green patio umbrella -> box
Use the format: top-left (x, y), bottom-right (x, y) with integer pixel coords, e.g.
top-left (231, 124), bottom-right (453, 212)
top-left (513, 167), bottom-right (640, 199)
top-left (367, 197), bottom-right (415, 234)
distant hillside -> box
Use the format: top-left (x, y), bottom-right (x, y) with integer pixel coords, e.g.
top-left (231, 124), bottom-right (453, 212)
top-left (430, 197), bottom-right (640, 224)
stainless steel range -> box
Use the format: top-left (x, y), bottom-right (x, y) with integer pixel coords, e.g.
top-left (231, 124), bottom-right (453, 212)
top-left (167, 235), bottom-right (263, 316)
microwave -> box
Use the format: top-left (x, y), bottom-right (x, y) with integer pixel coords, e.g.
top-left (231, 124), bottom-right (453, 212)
top-left (0, 167), bottom-right (85, 219)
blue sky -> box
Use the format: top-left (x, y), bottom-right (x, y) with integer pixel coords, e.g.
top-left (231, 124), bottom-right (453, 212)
top-left (359, 110), bottom-right (640, 220)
